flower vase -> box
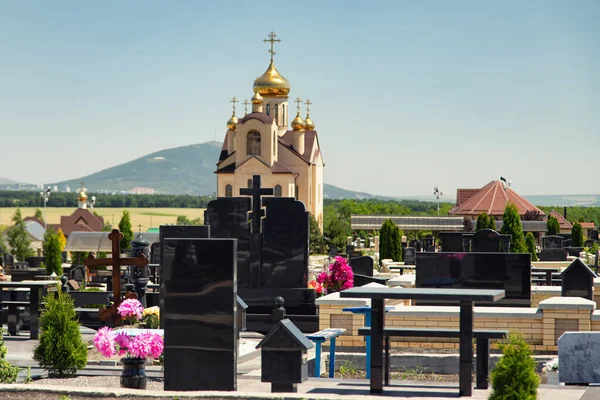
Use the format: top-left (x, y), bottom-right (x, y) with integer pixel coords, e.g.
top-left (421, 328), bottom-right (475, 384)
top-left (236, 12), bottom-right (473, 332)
top-left (546, 370), bottom-right (559, 385)
top-left (120, 357), bottom-right (147, 389)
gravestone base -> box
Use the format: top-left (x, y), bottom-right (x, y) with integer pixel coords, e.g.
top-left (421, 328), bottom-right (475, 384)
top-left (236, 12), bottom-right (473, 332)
top-left (272, 383), bottom-right (298, 393)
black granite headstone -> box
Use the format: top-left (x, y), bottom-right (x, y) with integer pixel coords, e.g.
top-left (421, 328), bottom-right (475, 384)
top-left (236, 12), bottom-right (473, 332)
top-left (350, 256), bottom-right (374, 277)
top-left (159, 225), bottom-right (210, 328)
top-left (409, 240), bottom-right (422, 252)
top-left (591, 230), bottom-right (599, 241)
top-left (422, 236), bottom-right (435, 252)
top-left (538, 248), bottom-right (568, 261)
top-left (565, 247), bottom-right (584, 257)
top-left (328, 244), bottom-right (338, 257)
top-left (561, 259), bottom-right (597, 300)
top-left (585, 239), bottom-right (596, 248)
top-left (404, 247), bottom-right (416, 265)
top-left (542, 235), bottom-right (564, 249)
top-left (415, 252), bottom-right (531, 307)
top-left (439, 232), bottom-right (465, 252)
top-left (150, 242), bottom-right (160, 264)
top-left (471, 229), bottom-right (511, 253)
top-left (163, 238), bottom-right (237, 391)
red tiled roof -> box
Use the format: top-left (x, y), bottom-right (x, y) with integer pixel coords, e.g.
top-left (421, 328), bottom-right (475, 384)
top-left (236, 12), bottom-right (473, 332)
top-left (239, 112), bottom-right (274, 124)
top-left (279, 131), bottom-right (318, 164)
top-left (547, 209), bottom-right (572, 230)
top-left (449, 180), bottom-right (544, 217)
top-left (580, 222), bottom-right (596, 229)
top-left (456, 189), bottom-right (480, 207)
top-left (49, 209), bottom-right (104, 237)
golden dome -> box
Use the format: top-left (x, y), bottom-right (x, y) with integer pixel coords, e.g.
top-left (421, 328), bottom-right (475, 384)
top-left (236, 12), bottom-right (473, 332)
top-left (253, 61), bottom-right (290, 98)
top-left (226, 114), bottom-right (238, 130)
top-left (78, 190), bottom-right (87, 202)
top-left (251, 91), bottom-right (263, 104)
top-left (291, 112), bottom-right (305, 131)
top-left (305, 115), bottom-right (315, 130)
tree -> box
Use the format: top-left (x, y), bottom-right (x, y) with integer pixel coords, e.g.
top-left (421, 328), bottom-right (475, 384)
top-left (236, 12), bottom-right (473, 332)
top-left (380, 219), bottom-right (402, 262)
top-left (486, 215), bottom-right (496, 230)
top-left (56, 229), bottom-right (67, 252)
top-left (489, 332), bottom-right (539, 400)
top-left (118, 211), bottom-right (134, 251)
top-left (176, 215), bottom-right (203, 225)
top-left (43, 230), bottom-right (63, 275)
top-left (0, 235), bottom-right (8, 255)
top-left (547, 216), bottom-right (560, 236)
top-left (323, 210), bottom-right (350, 251)
top-left (390, 225), bottom-right (403, 262)
top-left (0, 329), bottom-right (20, 383)
top-left (476, 213), bottom-right (491, 232)
top-left (572, 222), bottom-right (584, 247)
top-left (33, 288), bottom-right (87, 377)
top-left (500, 203), bottom-right (527, 253)
top-left (6, 209), bottom-right (34, 261)
top-left (309, 214), bottom-right (323, 255)
top-left (525, 232), bottom-right (538, 262)
top-left (34, 208), bottom-right (45, 223)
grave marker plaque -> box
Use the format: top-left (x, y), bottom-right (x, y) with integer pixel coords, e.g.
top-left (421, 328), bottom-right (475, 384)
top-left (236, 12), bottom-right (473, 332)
top-left (404, 247), bottom-right (416, 265)
top-left (538, 248), bottom-right (568, 262)
top-left (471, 229), bottom-right (511, 253)
top-left (439, 232), bottom-right (465, 252)
top-left (542, 235), bottom-right (564, 249)
top-left (163, 238), bottom-right (237, 391)
top-left (561, 259), bottom-right (597, 300)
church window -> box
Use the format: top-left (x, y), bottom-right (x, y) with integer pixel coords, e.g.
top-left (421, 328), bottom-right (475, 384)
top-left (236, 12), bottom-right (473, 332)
top-left (274, 185), bottom-right (282, 197)
top-left (273, 133), bottom-right (276, 155)
top-left (295, 185), bottom-right (299, 200)
top-left (266, 104), bottom-right (270, 115)
top-left (247, 130), bottom-right (261, 156)
top-left (274, 104), bottom-right (279, 124)
top-left (282, 104), bottom-right (285, 124)
top-left (225, 184), bottom-right (233, 197)
top-left (247, 179), bottom-right (252, 188)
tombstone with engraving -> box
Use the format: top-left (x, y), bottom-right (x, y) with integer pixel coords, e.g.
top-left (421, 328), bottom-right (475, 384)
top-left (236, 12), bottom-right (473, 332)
top-left (205, 175), bottom-right (316, 333)
top-left (422, 235), bottom-right (435, 252)
top-left (561, 259), bottom-right (597, 300)
top-left (542, 235), bottom-right (564, 249)
top-left (538, 248), bottom-right (568, 261)
top-left (403, 247), bottom-right (416, 265)
top-left (162, 238), bottom-right (238, 391)
top-left (409, 239), bottom-right (422, 252)
top-left (350, 256), bottom-right (386, 286)
top-left (471, 229), bottom-right (511, 253)
top-left (438, 232), bottom-right (465, 252)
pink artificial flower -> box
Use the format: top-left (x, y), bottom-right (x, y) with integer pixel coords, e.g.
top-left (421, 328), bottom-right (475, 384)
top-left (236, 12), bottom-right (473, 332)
top-left (93, 327), bottom-right (116, 358)
top-left (128, 335), bottom-right (151, 359)
top-left (317, 257), bottom-right (354, 294)
top-left (114, 331), bottom-right (131, 356)
top-left (118, 299), bottom-right (144, 321)
top-left (140, 331), bottom-right (164, 359)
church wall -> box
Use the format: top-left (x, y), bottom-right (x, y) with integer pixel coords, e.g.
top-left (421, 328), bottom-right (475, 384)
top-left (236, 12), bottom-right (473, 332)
top-left (235, 119), bottom-right (276, 167)
top-left (312, 153), bottom-right (324, 232)
top-left (262, 97), bottom-right (289, 133)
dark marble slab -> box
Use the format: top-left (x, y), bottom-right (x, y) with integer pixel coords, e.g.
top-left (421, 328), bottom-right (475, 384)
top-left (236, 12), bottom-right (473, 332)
top-left (350, 256), bottom-right (374, 277)
top-left (163, 238), bottom-right (237, 391)
top-left (542, 235), bottom-right (564, 249)
top-left (415, 252), bottom-right (531, 307)
top-left (471, 229), bottom-right (511, 253)
top-left (438, 232), bottom-right (465, 252)
top-left (404, 247), bottom-right (416, 265)
top-left (561, 259), bottom-right (597, 300)
top-left (539, 248), bottom-right (568, 261)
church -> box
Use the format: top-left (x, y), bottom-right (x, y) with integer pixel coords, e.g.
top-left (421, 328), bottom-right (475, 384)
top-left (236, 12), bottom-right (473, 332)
top-left (215, 33), bottom-right (324, 230)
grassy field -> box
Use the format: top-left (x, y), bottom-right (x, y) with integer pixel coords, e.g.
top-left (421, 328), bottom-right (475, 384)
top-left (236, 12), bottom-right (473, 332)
top-left (0, 207), bottom-right (206, 230)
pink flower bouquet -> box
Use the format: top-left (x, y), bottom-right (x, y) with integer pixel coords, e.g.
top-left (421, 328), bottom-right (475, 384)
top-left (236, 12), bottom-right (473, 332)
top-left (316, 256), bottom-right (354, 295)
top-left (94, 327), bottom-right (164, 360)
top-left (117, 299), bottom-right (144, 325)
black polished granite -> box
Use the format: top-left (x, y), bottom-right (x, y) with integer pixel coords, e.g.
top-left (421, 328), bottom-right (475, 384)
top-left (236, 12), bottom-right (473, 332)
top-left (438, 232), bottom-right (465, 252)
top-left (471, 229), bottom-right (511, 252)
top-left (542, 235), bottom-right (564, 249)
top-left (415, 252), bottom-right (531, 306)
top-left (539, 248), bottom-right (568, 261)
top-left (561, 259), bottom-right (597, 300)
top-left (162, 238), bottom-right (237, 391)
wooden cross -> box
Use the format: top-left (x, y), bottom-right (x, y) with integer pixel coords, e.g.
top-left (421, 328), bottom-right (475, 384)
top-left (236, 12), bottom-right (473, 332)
top-left (243, 99), bottom-right (250, 115)
top-left (239, 175), bottom-right (273, 234)
top-left (84, 229), bottom-right (148, 324)
top-left (263, 31), bottom-right (281, 62)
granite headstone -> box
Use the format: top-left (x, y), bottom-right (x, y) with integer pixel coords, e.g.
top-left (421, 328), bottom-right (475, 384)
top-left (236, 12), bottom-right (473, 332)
top-left (404, 247), bottom-right (416, 265)
top-left (561, 259), bottom-right (597, 300)
top-left (538, 248), bottom-right (568, 262)
top-left (542, 235), bottom-right (564, 249)
top-left (438, 232), bottom-right (465, 252)
top-left (558, 332), bottom-right (600, 384)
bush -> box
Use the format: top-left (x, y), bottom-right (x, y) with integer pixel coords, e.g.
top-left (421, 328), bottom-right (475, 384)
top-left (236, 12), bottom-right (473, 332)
top-left (0, 329), bottom-right (20, 383)
top-left (489, 332), bottom-right (539, 400)
top-left (547, 216), bottom-right (560, 236)
top-left (572, 222), bottom-right (584, 247)
top-left (525, 232), bottom-right (538, 261)
top-left (380, 219), bottom-right (402, 262)
top-left (43, 230), bottom-right (63, 276)
top-left (500, 203), bottom-right (527, 253)
top-left (33, 288), bottom-right (87, 377)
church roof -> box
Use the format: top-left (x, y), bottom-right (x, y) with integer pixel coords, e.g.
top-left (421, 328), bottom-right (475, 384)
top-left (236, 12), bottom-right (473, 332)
top-left (49, 209), bottom-right (105, 237)
top-left (546, 209), bottom-right (572, 231)
top-left (279, 130), bottom-right (319, 165)
top-left (449, 180), bottom-right (544, 217)
top-left (239, 112), bottom-right (274, 124)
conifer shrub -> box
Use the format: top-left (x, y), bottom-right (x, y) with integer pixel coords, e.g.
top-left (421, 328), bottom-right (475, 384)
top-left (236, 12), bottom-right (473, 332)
top-left (489, 332), bottom-right (539, 400)
top-left (379, 219), bottom-right (394, 261)
top-left (0, 329), bottom-right (20, 383)
top-left (33, 287), bottom-right (87, 377)
top-left (500, 203), bottom-right (527, 253)
top-left (476, 213), bottom-right (490, 232)
top-left (525, 232), bottom-right (538, 261)
top-left (572, 222), bottom-right (584, 247)
top-left (546, 216), bottom-right (560, 236)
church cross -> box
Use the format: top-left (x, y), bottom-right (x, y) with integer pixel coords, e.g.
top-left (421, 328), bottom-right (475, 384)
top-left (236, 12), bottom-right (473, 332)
top-left (305, 99), bottom-right (312, 114)
top-left (295, 97), bottom-right (303, 112)
top-left (230, 97), bottom-right (239, 114)
top-left (84, 229), bottom-right (148, 323)
top-left (239, 175), bottom-right (274, 233)
top-left (243, 99), bottom-right (250, 115)
top-left (263, 31), bottom-right (281, 62)
top-left (137, 224), bottom-right (143, 233)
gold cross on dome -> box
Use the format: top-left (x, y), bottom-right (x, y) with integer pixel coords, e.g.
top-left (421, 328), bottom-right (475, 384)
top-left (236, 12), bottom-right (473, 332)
top-left (230, 97), bottom-right (239, 114)
top-left (137, 224), bottom-right (143, 233)
top-left (305, 99), bottom-right (312, 113)
top-left (295, 97), bottom-right (303, 112)
top-left (263, 32), bottom-right (281, 62)
top-left (243, 99), bottom-right (250, 115)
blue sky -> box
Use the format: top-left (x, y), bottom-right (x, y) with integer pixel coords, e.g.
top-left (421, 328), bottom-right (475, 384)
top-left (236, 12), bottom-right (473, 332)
top-left (1, 1), bottom-right (598, 197)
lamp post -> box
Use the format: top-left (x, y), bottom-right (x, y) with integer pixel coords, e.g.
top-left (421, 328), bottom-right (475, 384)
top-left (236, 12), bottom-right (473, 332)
top-left (39, 187), bottom-right (51, 231)
top-left (433, 187), bottom-right (443, 216)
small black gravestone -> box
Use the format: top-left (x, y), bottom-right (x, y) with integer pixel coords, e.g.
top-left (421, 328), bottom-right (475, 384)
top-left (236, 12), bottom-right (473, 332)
top-left (150, 242), bottom-right (160, 264)
top-left (404, 247), bottom-right (416, 265)
top-left (471, 229), bottom-right (511, 253)
top-left (561, 259), bottom-right (597, 300)
top-left (162, 238), bottom-right (237, 391)
top-left (409, 239), bottom-right (422, 252)
top-left (256, 318), bottom-right (313, 393)
top-left (585, 239), bottom-right (596, 248)
top-left (538, 248), bottom-right (568, 261)
top-left (205, 175), bottom-right (316, 333)
top-left (348, 250), bottom-right (363, 259)
top-left (346, 244), bottom-right (355, 255)
top-left (591, 230), bottom-right (599, 241)
top-left (422, 235), bottom-right (435, 252)
top-left (25, 257), bottom-right (45, 269)
top-left (328, 244), bottom-right (338, 257)
top-left (565, 247), bottom-right (584, 257)
top-left (462, 234), bottom-right (473, 252)
top-left (70, 265), bottom-right (85, 284)
top-left (158, 225), bottom-right (210, 329)
top-left (350, 256), bottom-right (374, 277)
top-left (542, 235), bottom-right (564, 249)
top-left (438, 232), bottom-right (465, 252)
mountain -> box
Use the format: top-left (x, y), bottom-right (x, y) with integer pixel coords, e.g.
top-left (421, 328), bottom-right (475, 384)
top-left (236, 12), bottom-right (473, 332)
top-left (323, 184), bottom-right (397, 200)
top-left (53, 142), bottom-right (224, 195)
top-left (0, 177), bottom-right (19, 185)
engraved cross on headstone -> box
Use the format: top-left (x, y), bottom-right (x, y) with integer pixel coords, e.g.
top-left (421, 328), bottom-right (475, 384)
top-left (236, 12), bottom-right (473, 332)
top-left (84, 229), bottom-right (148, 324)
top-left (239, 175), bottom-right (273, 234)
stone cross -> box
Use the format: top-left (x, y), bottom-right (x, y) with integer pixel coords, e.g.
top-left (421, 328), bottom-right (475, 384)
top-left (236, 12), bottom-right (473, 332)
top-left (263, 31), bottom-right (281, 62)
top-left (84, 229), bottom-right (148, 324)
top-left (239, 175), bottom-right (273, 234)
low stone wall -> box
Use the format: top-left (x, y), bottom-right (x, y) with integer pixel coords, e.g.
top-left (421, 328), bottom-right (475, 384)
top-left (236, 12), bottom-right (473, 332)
top-left (316, 294), bottom-right (597, 353)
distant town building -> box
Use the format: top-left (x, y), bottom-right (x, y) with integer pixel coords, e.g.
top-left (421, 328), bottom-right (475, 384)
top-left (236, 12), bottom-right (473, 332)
top-left (128, 187), bottom-right (155, 195)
